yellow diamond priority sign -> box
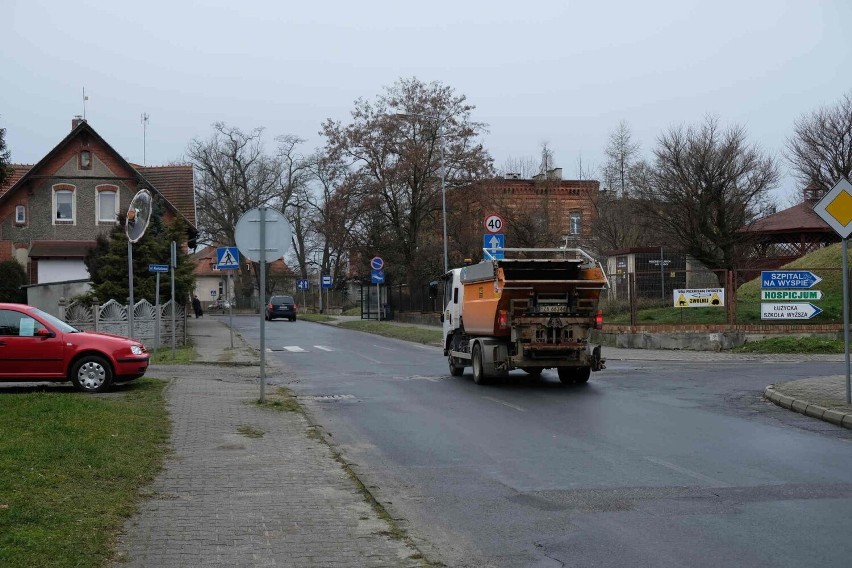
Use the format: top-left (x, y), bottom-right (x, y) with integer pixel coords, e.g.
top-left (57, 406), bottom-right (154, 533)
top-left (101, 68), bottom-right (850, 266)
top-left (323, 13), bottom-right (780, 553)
top-left (814, 178), bottom-right (852, 238)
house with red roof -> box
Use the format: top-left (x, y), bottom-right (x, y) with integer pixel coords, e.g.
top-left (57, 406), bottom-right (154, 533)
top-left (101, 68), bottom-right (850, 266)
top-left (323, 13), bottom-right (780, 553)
top-left (0, 118), bottom-right (197, 286)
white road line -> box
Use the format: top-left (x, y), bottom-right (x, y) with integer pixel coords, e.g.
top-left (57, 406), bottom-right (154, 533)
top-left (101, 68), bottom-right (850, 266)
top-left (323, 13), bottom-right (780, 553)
top-left (356, 353), bottom-right (383, 364)
top-left (644, 456), bottom-right (729, 487)
top-left (283, 346), bottom-right (307, 352)
top-left (481, 396), bottom-right (526, 412)
top-left (373, 345), bottom-right (394, 351)
top-left (314, 345), bottom-right (334, 352)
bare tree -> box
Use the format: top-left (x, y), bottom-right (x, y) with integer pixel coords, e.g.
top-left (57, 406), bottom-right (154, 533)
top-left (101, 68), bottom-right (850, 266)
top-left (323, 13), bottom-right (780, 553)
top-left (601, 121), bottom-right (640, 196)
top-left (188, 122), bottom-right (306, 296)
top-left (0, 125), bottom-right (12, 187)
top-left (322, 77), bottom-right (493, 283)
top-left (497, 155), bottom-right (539, 178)
top-left (786, 91), bottom-right (852, 191)
top-left (634, 115), bottom-right (779, 271)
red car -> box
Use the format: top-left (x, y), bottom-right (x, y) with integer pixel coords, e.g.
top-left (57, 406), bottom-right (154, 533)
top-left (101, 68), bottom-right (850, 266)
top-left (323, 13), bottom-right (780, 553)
top-left (0, 303), bottom-right (149, 393)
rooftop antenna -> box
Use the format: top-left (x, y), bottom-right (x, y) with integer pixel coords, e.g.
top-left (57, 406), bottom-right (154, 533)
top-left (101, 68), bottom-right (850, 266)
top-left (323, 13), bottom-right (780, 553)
top-left (141, 113), bottom-right (150, 166)
top-left (83, 87), bottom-right (89, 120)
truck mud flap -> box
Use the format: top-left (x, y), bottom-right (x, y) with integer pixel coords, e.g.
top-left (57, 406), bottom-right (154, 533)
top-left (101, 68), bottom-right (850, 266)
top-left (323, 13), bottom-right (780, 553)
top-left (589, 345), bottom-right (606, 372)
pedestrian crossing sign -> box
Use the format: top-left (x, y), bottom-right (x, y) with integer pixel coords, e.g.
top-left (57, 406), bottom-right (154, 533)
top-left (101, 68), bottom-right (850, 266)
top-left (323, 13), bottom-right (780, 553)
top-left (216, 246), bottom-right (240, 270)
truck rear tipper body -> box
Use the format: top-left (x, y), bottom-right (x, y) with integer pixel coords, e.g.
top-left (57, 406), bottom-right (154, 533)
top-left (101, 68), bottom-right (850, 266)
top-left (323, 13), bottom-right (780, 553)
top-left (441, 248), bottom-right (608, 385)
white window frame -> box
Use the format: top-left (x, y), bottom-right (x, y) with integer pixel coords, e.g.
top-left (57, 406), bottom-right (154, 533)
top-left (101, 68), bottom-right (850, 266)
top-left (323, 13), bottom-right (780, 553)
top-left (53, 185), bottom-right (76, 225)
top-left (569, 211), bottom-right (582, 235)
top-left (96, 186), bottom-right (119, 223)
top-left (15, 204), bottom-right (26, 225)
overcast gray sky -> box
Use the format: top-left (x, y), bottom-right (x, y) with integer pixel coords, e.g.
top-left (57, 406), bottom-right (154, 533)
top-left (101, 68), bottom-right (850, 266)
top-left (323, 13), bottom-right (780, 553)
top-left (3, 0), bottom-right (850, 200)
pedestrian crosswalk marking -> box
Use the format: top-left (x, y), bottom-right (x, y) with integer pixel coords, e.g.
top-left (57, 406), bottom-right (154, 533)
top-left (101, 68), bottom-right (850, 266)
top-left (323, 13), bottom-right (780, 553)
top-left (314, 345), bottom-right (334, 351)
top-left (283, 346), bottom-right (306, 352)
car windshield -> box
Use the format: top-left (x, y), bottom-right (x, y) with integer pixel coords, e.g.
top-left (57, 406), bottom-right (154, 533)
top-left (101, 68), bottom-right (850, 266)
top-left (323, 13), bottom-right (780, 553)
top-left (32, 307), bottom-right (79, 333)
top-left (272, 297), bottom-right (293, 305)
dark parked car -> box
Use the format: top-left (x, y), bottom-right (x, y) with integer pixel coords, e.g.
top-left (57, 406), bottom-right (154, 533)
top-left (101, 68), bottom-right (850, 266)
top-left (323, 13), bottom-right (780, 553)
top-left (265, 295), bottom-right (297, 321)
top-left (0, 303), bottom-right (149, 393)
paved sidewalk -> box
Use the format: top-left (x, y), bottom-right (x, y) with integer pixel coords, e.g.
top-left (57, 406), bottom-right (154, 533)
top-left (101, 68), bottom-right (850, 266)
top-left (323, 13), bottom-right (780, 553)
top-left (112, 317), bottom-right (425, 568)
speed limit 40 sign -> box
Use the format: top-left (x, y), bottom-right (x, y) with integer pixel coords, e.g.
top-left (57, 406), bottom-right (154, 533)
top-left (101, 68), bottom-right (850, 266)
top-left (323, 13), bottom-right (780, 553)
top-left (484, 214), bottom-right (504, 234)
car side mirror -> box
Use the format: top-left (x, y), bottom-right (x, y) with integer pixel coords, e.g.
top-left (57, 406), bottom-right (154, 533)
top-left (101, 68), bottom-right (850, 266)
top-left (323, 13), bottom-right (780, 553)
top-left (35, 328), bottom-right (54, 338)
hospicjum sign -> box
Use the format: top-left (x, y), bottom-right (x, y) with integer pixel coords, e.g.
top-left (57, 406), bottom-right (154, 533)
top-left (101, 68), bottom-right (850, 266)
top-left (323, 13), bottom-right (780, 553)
top-left (760, 290), bottom-right (823, 301)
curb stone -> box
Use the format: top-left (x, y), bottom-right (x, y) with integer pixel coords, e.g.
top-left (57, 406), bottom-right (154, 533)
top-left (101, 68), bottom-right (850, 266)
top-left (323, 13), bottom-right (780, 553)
top-left (764, 385), bottom-right (852, 430)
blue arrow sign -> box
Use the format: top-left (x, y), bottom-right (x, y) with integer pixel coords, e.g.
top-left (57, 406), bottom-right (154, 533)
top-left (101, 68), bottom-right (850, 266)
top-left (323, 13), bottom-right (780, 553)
top-left (371, 269), bottom-right (385, 284)
top-left (483, 233), bottom-right (505, 259)
top-left (216, 246), bottom-right (240, 270)
top-left (148, 263), bottom-right (169, 273)
top-left (760, 270), bottom-right (822, 289)
top-left (297, 279), bottom-right (309, 290)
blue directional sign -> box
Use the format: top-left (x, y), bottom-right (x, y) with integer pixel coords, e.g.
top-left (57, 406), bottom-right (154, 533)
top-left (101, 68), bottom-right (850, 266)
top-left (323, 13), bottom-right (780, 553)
top-left (321, 275), bottom-right (333, 289)
top-left (371, 269), bottom-right (385, 284)
top-left (370, 256), bottom-right (384, 270)
top-left (761, 270), bottom-right (822, 289)
top-left (148, 263), bottom-right (169, 273)
top-left (483, 233), bottom-right (505, 260)
top-left (216, 246), bottom-right (240, 270)
top-left (297, 279), bottom-right (309, 290)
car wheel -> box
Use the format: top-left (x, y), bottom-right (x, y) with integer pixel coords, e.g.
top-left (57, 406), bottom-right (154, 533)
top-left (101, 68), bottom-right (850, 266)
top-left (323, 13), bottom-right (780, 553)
top-left (71, 355), bottom-right (113, 393)
top-left (290, 317), bottom-right (296, 322)
top-left (449, 356), bottom-right (465, 377)
top-left (522, 367), bottom-right (543, 377)
top-left (472, 343), bottom-right (488, 385)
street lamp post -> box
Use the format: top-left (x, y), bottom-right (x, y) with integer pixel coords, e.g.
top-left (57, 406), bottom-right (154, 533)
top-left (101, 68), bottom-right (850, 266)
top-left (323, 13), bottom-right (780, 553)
top-left (395, 113), bottom-right (449, 274)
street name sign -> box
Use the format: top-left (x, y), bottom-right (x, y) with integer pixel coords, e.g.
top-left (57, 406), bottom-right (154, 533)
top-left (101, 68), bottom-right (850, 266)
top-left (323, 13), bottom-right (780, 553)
top-left (760, 270), bottom-right (822, 289)
top-left (148, 263), bottom-right (169, 273)
top-left (673, 288), bottom-right (725, 308)
top-left (760, 290), bottom-right (823, 301)
top-left (761, 302), bottom-right (823, 320)
top-left (216, 246), bottom-right (240, 270)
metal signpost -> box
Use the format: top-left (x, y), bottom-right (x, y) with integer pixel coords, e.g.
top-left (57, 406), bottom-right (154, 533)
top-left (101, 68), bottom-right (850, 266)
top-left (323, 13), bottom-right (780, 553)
top-left (235, 207), bottom-right (292, 402)
top-left (170, 241), bottom-right (177, 358)
top-left (321, 275), bottom-right (333, 316)
top-left (125, 189), bottom-right (153, 340)
top-left (370, 257), bottom-right (384, 321)
top-left (812, 177), bottom-right (852, 403)
top-left (217, 246), bottom-right (240, 350)
top-left (148, 263), bottom-right (169, 355)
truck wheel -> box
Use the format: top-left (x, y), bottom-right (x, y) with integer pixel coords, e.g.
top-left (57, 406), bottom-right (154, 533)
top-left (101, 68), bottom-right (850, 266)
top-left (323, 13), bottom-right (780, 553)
top-left (522, 367), bottom-right (543, 377)
top-left (471, 343), bottom-right (488, 385)
top-left (574, 367), bottom-right (591, 384)
top-left (448, 356), bottom-right (465, 377)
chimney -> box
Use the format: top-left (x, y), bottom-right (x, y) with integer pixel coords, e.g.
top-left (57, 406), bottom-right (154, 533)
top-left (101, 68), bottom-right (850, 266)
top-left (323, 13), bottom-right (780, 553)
top-left (72, 116), bottom-right (85, 130)
top-left (547, 168), bottom-right (563, 180)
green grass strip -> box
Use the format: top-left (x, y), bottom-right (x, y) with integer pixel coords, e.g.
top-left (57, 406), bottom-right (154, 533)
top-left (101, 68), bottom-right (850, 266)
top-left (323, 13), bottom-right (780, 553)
top-left (0, 379), bottom-right (170, 568)
top-left (338, 320), bottom-right (442, 345)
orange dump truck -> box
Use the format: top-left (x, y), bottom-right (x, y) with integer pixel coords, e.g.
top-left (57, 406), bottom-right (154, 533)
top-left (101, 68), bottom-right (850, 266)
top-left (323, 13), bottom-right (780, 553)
top-left (440, 248), bottom-right (608, 385)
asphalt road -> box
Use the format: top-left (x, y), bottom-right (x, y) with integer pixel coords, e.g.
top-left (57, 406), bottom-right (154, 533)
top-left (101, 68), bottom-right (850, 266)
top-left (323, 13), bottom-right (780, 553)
top-left (234, 317), bottom-right (852, 568)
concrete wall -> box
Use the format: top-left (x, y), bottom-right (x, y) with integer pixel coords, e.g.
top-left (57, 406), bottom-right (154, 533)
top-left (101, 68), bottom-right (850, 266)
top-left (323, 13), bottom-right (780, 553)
top-left (25, 280), bottom-right (92, 317)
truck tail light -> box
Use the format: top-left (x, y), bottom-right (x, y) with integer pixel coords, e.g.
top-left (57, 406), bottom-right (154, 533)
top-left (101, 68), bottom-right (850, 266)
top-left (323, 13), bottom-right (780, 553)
top-left (498, 310), bottom-right (509, 329)
top-left (594, 309), bottom-right (604, 330)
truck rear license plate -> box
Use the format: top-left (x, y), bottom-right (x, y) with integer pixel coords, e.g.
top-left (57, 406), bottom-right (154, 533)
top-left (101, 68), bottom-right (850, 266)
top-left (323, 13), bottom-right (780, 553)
top-left (538, 304), bottom-right (567, 313)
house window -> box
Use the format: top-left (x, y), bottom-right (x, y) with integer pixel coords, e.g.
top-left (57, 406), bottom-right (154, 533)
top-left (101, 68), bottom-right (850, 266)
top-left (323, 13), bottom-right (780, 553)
top-left (569, 211), bottom-right (582, 235)
top-left (79, 150), bottom-right (92, 170)
top-left (53, 186), bottom-right (75, 224)
top-left (96, 186), bottom-right (118, 223)
top-left (15, 204), bottom-right (26, 225)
